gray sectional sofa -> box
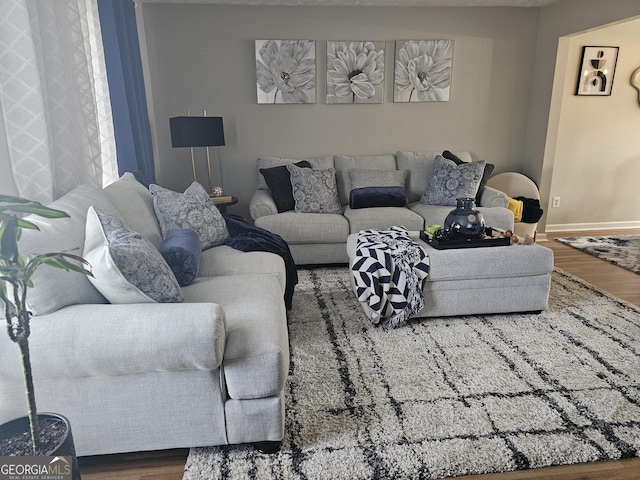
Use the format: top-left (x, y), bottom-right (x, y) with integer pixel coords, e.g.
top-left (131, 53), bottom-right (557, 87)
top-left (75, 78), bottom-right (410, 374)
top-left (250, 151), bottom-right (514, 265)
top-left (0, 173), bottom-right (289, 456)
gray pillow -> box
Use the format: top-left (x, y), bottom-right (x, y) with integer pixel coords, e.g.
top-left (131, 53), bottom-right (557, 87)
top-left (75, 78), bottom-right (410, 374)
top-left (150, 182), bottom-right (229, 250)
top-left (84, 206), bottom-right (184, 304)
top-left (349, 169), bottom-right (408, 189)
top-left (287, 164), bottom-right (342, 214)
top-left (420, 155), bottom-right (486, 206)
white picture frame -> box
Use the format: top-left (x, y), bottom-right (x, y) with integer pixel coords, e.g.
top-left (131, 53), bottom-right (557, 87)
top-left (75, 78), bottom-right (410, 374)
top-left (255, 40), bottom-right (316, 104)
top-left (326, 41), bottom-right (385, 104)
top-left (394, 40), bottom-right (453, 103)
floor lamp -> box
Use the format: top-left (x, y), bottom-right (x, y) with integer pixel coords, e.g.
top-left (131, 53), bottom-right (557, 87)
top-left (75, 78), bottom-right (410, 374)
top-left (169, 112), bottom-right (225, 195)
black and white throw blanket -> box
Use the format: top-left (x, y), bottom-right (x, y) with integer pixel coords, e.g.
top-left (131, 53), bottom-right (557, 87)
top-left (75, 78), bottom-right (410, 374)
top-left (351, 226), bottom-right (430, 329)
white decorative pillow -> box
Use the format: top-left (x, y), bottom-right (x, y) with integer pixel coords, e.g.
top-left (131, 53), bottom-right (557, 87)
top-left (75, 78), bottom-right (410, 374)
top-left (149, 182), bottom-right (229, 250)
top-left (287, 164), bottom-right (342, 214)
top-left (420, 155), bottom-right (485, 206)
top-left (83, 206), bottom-right (184, 304)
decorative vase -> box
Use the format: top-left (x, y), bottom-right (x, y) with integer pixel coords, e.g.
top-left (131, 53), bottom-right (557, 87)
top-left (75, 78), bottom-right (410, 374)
top-left (0, 413), bottom-right (81, 479)
top-left (444, 197), bottom-right (485, 238)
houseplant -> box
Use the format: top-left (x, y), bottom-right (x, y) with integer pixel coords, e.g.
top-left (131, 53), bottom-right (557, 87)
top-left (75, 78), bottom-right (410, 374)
top-left (0, 195), bottom-right (92, 476)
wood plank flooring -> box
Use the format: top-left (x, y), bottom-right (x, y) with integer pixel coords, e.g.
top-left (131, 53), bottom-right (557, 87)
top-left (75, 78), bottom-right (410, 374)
top-left (79, 229), bottom-right (640, 480)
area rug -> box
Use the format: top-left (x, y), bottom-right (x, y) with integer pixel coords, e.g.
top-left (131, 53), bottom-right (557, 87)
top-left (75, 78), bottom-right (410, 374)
top-left (556, 234), bottom-right (640, 275)
top-left (183, 267), bottom-right (640, 480)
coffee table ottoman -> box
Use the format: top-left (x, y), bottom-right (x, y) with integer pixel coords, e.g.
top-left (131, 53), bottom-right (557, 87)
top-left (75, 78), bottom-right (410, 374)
top-left (346, 231), bottom-right (554, 319)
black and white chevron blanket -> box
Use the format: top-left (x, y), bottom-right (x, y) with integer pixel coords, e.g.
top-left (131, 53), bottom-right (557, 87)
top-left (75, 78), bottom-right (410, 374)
top-left (351, 226), bottom-right (430, 329)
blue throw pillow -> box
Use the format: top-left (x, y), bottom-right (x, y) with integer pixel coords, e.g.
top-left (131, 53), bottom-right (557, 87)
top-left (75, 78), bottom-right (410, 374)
top-left (349, 186), bottom-right (407, 209)
top-left (159, 229), bottom-right (201, 287)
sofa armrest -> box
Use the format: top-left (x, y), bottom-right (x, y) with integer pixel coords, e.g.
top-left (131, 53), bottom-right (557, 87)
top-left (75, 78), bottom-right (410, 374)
top-left (249, 189), bottom-right (278, 219)
top-left (15, 303), bottom-right (226, 379)
top-left (478, 186), bottom-right (509, 208)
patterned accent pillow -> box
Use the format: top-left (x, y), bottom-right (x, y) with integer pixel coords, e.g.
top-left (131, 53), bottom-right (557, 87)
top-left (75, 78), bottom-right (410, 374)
top-left (420, 155), bottom-right (486, 206)
top-left (149, 182), bottom-right (229, 250)
top-left (287, 164), bottom-right (342, 214)
top-left (442, 150), bottom-right (494, 204)
top-left (260, 160), bottom-right (312, 212)
top-left (83, 206), bottom-right (184, 304)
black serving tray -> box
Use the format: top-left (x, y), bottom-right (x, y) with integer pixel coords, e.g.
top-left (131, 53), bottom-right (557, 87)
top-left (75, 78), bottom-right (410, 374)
top-left (419, 230), bottom-right (511, 249)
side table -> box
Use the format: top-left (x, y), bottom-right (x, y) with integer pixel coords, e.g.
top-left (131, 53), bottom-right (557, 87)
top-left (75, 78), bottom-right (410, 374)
top-left (210, 195), bottom-right (238, 213)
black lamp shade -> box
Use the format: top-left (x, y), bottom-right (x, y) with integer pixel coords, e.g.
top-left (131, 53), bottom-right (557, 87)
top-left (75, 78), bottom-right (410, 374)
top-left (169, 116), bottom-right (225, 148)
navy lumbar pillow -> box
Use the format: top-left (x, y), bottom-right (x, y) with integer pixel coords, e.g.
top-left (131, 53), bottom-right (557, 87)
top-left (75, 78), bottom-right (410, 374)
top-left (159, 228), bottom-right (201, 287)
top-left (349, 186), bottom-right (407, 209)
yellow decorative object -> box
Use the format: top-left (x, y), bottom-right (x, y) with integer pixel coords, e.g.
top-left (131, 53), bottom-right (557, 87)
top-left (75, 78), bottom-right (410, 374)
top-left (507, 197), bottom-right (523, 223)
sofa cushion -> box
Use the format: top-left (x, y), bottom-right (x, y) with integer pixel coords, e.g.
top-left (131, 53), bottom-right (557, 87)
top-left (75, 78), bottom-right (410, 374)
top-left (150, 182), bottom-right (229, 250)
top-left (420, 155), bottom-right (485, 206)
top-left (84, 206), bottom-right (184, 304)
top-left (442, 150), bottom-right (495, 204)
top-left (255, 211), bottom-right (349, 244)
top-left (103, 172), bottom-right (163, 248)
top-left (18, 185), bottom-right (118, 315)
top-left (344, 206), bottom-right (424, 233)
top-left (348, 169), bottom-right (408, 208)
top-left (159, 229), bottom-right (201, 287)
top-left (257, 155), bottom-right (334, 190)
top-left (199, 245), bottom-right (286, 293)
top-left (287, 164), bottom-right (342, 214)
top-left (334, 154), bottom-right (397, 205)
top-left (259, 160), bottom-right (311, 213)
top-left (182, 274), bottom-right (289, 399)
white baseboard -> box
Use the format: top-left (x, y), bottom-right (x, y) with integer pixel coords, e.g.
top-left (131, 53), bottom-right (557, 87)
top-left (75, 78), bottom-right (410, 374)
top-left (544, 220), bottom-right (640, 233)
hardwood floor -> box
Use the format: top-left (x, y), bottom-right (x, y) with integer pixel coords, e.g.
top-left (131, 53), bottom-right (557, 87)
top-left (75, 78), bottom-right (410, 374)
top-left (79, 229), bottom-right (640, 480)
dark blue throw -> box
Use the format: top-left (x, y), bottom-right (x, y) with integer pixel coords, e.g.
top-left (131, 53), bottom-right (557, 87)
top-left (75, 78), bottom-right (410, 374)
top-left (223, 214), bottom-right (297, 309)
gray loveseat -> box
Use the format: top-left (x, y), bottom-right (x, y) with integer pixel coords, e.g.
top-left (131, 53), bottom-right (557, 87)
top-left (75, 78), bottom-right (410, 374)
top-left (250, 151), bottom-right (514, 265)
top-left (0, 173), bottom-right (289, 456)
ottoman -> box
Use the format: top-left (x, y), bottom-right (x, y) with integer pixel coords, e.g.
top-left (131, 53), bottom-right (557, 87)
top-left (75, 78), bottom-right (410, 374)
top-left (347, 232), bottom-right (554, 319)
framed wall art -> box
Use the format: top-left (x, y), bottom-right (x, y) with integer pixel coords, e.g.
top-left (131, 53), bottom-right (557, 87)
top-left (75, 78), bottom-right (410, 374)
top-left (394, 40), bottom-right (453, 103)
top-left (326, 41), bottom-right (385, 104)
top-left (575, 46), bottom-right (619, 96)
top-left (255, 40), bottom-right (316, 104)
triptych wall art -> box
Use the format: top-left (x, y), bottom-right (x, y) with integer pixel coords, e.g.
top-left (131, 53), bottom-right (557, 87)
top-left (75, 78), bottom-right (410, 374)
top-left (255, 39), bottom-right (453, 105)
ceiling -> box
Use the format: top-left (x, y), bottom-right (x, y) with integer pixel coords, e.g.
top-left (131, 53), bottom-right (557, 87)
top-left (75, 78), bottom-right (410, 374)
top-left (138, 0), bottom-right (563, 7)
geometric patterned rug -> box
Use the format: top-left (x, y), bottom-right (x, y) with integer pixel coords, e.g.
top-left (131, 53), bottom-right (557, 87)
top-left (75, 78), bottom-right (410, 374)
top-left (183, 267), bottom-right (640, 480)
top-left (556, 234), bottom-right (640, 275)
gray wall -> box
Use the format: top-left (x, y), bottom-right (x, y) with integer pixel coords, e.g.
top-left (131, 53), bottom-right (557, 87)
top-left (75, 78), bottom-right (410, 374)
top-left (525, 0), bottom-right (640, 232)
top-left (140, 4), bottom-right (540, 220)
top-left (544, 17), bottom-right (640, 230)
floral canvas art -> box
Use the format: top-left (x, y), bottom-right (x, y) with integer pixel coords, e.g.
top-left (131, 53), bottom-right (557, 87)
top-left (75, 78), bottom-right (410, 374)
top-left (394, 40), bottom-right (453, 102)
top-left (256, 40), bottom-right (316, 104)
top-left (326, 41), bottom-right (384, 104)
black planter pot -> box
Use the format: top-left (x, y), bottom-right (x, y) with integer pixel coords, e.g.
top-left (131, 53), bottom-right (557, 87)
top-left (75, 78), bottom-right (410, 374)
top-left (0, 413), bottom-right (81, 479)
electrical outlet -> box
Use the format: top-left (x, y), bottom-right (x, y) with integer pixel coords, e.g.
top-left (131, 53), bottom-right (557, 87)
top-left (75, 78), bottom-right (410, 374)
top-left (552, 196), bottom-right (561, 208)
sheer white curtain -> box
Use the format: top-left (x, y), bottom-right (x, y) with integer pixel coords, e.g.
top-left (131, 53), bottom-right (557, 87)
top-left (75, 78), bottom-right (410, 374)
top-left (0, 0), bottom-right (118, 204)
